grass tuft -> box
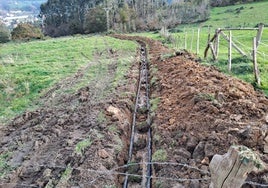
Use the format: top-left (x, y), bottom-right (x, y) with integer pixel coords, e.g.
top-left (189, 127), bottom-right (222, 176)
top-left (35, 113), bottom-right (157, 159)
top-left (75, 137), bottom-right (92, 155)
top-left (0, 152), bottom-right (13, 179)
top-left (152, 149), bottom-right (167, 162)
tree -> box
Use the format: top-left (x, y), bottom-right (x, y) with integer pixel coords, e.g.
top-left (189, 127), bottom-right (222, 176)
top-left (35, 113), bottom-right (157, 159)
top-left (84, 7), bottom-right (106, 33)
top-left (0, 22), bottom-right (10, 43)
top-left (40, 0), bottom-right (211, 35)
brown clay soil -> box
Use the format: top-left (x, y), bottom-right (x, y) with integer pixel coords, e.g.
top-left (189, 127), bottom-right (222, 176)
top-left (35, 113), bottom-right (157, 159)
top-left (1, 35), bottom-right (268, 188)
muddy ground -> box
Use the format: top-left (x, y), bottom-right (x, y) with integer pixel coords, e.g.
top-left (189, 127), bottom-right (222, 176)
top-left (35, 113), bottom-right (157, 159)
top-left (0, 35), bottom-right (268, 188)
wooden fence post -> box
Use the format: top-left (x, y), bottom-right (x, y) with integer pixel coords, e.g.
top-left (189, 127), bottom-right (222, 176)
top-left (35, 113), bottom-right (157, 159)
top-left (256, 23), bottom-right (264, 48)
top-left (228, 31), bottom-right (232, 72)
top-left (190, 29), bottom-right (194, 52)
top-left (209, 145), bottom-right (265, 188)
top-left (177, 35), bottom-right (180, 50)
top-left (214, 28), bottom-right (220, 60)
top-left (209, 42), bottom-right (217, 60)
top-left (253, 37), bottom-right (261, 86)
top-left (196, 28), bottom-right (200, 55)
top-left (204, 34), bottom-right (216, 58)
top-left (184, 32), bottom-right (187, 49)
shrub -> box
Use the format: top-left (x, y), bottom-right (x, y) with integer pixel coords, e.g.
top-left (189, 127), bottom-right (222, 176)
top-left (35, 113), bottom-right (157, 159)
top-left (0, 22), bottom-right (10, 43)
top-left (11, 23), bottom-right (44, 41)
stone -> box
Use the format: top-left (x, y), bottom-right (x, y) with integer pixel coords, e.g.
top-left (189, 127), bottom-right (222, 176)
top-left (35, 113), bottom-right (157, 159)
top-left (230, 114), bottom-right (243, 121)
top-left (43, 168), bottom-right (52, 178)
top-left (204, 142), bottom-right (214, 157)
top-left (238, 126), bottom-right (252, 139)
top-left (107, 106), bottom-right (121, 120)
top-left (175, 148), bottom-right (192, 159)
top-left (215, 91), bottom-right (225, 103)
top-left (192, 141), bottom-right (205, 160)
top-left (189, 179), bottom-right (200, 188)
top-left (200, 165), bottom-right (209, 175)
top-left (174, 154), bottom-right (188, 163)
top-left (265, 135), bottom-right (268, 143)
top-left (98, 149), bottom-right (109, 159)
top-left (186, 136), bottom-right (198, 152)
top-left (263, 136), bottom-right (268, 153)
top-left (201, 157), bottom-right (210, 165)
top-left (265, 114), bottom-right (268, 123)
top-left (264, 144), bottom-right (268, 154)
top-left (169, 118), bottom-right (176, 124)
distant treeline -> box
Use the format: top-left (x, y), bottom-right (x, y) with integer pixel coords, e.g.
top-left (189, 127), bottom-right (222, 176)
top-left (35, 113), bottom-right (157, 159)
top-left (40, 0), bottom-right (210, 37)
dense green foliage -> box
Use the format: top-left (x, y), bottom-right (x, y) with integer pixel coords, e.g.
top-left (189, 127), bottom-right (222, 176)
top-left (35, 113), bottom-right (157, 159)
top-left (0, 36), bottom-right (137, 124)
top-left (40, 0), bottom-right (210, 36)
top-left (84, 7), bottom-right (107, 33)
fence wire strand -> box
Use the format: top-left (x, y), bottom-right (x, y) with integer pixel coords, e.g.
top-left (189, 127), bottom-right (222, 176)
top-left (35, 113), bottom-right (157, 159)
top-left (2, 162), bottom-right (267, 187)
top-left (259, 41), bottom-right (268, 48)
top-left (245, 181), bottom-right (268, 187)
top-left (0, 183), bottom-right (39, 188)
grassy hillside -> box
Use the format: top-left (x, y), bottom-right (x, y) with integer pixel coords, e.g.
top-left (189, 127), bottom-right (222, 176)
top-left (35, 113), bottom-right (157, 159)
top-left (138, 0), bottom-right (268, 94)
top-left (0, 36), bottom-right (137, 124)
top-left (206, 0), bottom-right (268, 28)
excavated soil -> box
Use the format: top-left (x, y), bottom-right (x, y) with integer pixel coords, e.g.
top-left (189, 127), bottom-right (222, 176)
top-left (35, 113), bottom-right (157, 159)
top-left (1, 35), bottom-right (268, 188)
top-left (144, 37), bottom-right (268, 187)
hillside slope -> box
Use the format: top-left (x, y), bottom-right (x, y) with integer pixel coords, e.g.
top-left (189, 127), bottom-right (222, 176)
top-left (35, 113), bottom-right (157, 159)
top-left (0, 35), bottom-right (268, 187)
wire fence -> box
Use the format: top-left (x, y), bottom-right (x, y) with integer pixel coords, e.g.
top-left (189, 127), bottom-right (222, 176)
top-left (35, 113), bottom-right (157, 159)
top-left (163, 26), bottom-right (268, 63)
top-left (1, 162), bottom-right (268, 187)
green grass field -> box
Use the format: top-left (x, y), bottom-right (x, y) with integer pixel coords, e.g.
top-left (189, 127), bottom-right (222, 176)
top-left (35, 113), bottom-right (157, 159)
top-left (0, 35), bottom-right (137, 124)
top-left (137, 0), bottom-right (268, 94)
top-left (205, 0), bottom-right (268, 28)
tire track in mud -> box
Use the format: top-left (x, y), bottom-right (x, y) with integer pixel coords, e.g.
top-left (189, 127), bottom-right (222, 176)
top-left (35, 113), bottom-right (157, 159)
top-left (0, 36), bottom-right (133, 188)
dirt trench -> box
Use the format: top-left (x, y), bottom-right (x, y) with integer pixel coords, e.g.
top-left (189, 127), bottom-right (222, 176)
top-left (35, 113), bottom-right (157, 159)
top-left (1, 35), bottom-right (268, 188)
top-left (113, 35), bottom-right (268, 187)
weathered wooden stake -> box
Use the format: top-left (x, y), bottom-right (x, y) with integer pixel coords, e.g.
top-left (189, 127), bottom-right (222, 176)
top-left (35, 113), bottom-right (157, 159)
top-left (253, 37), bottom-right (261, 86)
top-left (214, 28), bottom-right (220, 60)
top-left (204, 30), bottom-right (220, 59)
top-left (184, 32), bottom-right (187, 49)
top-left (210, 145), bottom-right (265, 188)
top-left (209, 42), bottom-right (217, 61)
top-left (190, 29), bottom-right (194, 52)
top-left (196, 28), bottom-right (200, 55)
top-left (228, 31), bottom-right (232, 72)
top-left (256, 23), bottom-right (264, 49)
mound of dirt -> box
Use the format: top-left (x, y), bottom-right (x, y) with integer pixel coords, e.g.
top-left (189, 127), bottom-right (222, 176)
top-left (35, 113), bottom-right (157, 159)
top-left (148, 39), bottom-right (268, 187)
